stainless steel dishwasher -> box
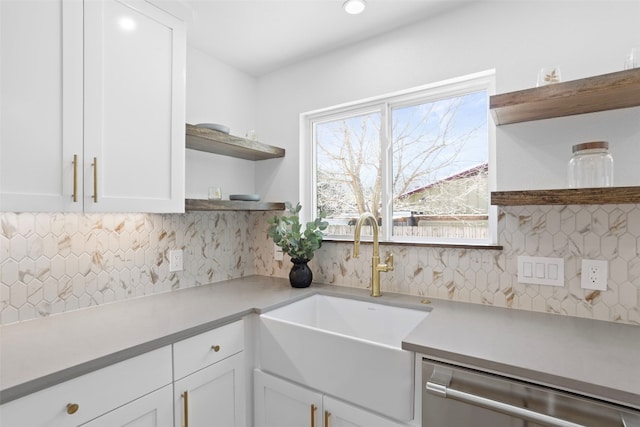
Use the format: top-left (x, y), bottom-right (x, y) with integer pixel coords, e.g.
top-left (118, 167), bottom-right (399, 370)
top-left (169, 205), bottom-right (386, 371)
top-left (422, 358), bottom-right (640, 427)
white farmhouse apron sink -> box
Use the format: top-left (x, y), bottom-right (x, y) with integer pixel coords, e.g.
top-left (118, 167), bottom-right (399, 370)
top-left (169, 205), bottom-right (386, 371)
top-left (259, 294), bottom-right (429, 421)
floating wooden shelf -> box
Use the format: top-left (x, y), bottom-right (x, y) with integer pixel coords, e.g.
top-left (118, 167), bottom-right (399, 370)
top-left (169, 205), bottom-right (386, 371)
top-left (185, 199), bottom-right (285, 211)
top-left (491, 186), bottom-right (640, 206)
top-left (185, 124), bottom-right (285, 160)
top-left (490, 68), bottom-right (640, 125)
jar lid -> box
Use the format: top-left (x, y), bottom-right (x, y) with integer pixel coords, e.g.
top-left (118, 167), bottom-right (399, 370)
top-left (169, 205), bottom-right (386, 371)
top-left (572, 141), bottom-right (609, 153)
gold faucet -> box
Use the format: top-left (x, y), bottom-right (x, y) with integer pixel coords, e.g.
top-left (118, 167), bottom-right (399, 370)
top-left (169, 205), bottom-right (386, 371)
top-left (353, 212), bottom-right (394, 297)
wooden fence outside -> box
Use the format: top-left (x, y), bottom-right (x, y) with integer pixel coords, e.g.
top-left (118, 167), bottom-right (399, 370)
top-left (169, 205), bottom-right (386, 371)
top-left (327, 219), bottom-right (488, 240)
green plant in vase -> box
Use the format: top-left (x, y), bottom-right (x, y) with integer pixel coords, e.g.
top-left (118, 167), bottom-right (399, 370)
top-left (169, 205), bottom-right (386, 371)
top-left (267, 202), bottom-right (328, 287)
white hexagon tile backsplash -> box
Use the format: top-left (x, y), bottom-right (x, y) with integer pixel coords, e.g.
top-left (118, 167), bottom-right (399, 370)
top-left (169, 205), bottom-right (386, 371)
top-left (255, 204), bottom-right (640, 325)
top-left (2, 204), bottom-right (639, 325)
top-left (0, 211), bottom-right (256, 324)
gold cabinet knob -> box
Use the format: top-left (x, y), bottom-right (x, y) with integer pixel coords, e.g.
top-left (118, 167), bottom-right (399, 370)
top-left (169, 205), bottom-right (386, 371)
top-left (211, 345), bottom-right (220, 352)
top-left (66, 403), bottom-right (79, 415)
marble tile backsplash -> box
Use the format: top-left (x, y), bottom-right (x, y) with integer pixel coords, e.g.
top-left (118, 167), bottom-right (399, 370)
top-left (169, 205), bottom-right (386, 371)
top-left (0, 212), bottom-right (255, 324)
top-left (2, 204), bottom-right (639, 325)
top-left (254, 204), bottom-right (640, 325)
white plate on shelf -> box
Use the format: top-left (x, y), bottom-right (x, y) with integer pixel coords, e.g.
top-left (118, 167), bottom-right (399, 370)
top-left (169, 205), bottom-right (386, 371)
top-left (229, 194), bottom-right (261, 201)
top-left (195, 123), bottom-right (230, 134)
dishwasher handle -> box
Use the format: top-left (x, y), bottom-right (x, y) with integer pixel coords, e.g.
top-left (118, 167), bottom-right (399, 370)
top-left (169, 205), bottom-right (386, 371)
top-left (426, 381), bottom-right (587, 427)
top-left (622, 413), bottom-right (640, 427)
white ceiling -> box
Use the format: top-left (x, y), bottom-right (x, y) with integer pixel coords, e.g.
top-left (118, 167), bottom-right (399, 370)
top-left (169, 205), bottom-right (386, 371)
top-left (181, 0), bottom-right (474, 77)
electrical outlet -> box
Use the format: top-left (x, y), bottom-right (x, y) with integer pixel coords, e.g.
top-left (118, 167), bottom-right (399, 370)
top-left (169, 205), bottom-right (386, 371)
top-left (169, 249), bottom-right (183, 272)
top-left (274, 244), bottom-right (284, 261)
top-left (581, 259), bottom-right (607, 291)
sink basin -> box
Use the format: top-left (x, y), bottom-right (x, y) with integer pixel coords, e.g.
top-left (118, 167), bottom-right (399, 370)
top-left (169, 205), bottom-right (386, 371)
top-left (259, 294), bottom-right (429, 421)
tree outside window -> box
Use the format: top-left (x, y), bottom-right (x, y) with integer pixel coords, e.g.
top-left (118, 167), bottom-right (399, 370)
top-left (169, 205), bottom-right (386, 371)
top-left (308, 72), bottom-right (494, 243)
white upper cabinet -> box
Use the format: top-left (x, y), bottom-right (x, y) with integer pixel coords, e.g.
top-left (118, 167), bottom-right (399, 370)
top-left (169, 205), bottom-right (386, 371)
top-left (0, 0), bottom-right (185, 213)
top-left (0, 0), bottom-right (83, 212)
top-left (83, 0), bottom-right (185, 213)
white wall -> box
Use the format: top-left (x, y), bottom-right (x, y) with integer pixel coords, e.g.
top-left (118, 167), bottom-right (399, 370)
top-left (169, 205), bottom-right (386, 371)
top-left (255, 0), bottom-right (640, 201)
top-left (185, 46), bottom-right (260, 199)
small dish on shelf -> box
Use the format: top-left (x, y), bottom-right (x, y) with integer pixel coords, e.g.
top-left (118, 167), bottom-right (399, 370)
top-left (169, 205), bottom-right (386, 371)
top-left (195, 123), bottom-right (230, 134)
top-left (229, 194), bottom-right (261, 201)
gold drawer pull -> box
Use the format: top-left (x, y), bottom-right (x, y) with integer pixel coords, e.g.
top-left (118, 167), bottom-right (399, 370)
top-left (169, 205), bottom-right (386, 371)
top-left (324, 410), bottom-right (331, 427)
top-left (92, 157), bottom-right (98, 203)
top-left (72, 154), bottom-right (78, 202)
top-left (66, 403), bottom-right (79, 415)
top-left (182, 391), bottom-right (189, 427)
top-left (211, 345), bottom-right (220, 352)
top-left (310, 404), bottom-right (317, 427)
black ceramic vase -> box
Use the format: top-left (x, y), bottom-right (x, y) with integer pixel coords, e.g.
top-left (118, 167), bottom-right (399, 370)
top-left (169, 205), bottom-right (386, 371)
top-left (289, 258), bottom-right (313, 288)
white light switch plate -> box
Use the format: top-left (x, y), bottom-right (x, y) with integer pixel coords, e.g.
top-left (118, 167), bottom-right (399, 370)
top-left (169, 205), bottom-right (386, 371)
top-left (169, 249), bottom-right (183, 272)
top-left (517, 256), bottom-right (564, 286)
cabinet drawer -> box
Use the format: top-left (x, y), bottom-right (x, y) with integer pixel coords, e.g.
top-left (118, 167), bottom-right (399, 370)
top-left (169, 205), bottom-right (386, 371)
top-left (173, 320), bottom-right (244, 380)
top-left (0, 346), bottom-right (172, 427)
top-left (82, 384), bottom-right (173, 427)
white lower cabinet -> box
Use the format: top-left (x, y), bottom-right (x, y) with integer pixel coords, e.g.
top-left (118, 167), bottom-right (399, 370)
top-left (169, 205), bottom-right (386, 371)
top-left (254, 369), bottom-right (322, 427)
top-left (81, 385), bottom-right (173, 427)
top-left (173, 320), bottom-right (246, 427)
top-left (1, 320), bottom-right (249, 427)
top-left (254, 370), bottom-right (405, 427)
top-left (174, 353), bottom-right (245, 427)
top-left (0, 347), bottom-right (172, 427)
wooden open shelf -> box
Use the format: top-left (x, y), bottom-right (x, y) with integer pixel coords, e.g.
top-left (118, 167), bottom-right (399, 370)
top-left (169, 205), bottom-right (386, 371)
top-left (490, 68), bottom-right (640, 125)
top-left (185, 199), bottom-right (285, 211)
top-left (491, 186), bottom-right (640, 206)
top-left (186, 124), bottom-right (285, 160)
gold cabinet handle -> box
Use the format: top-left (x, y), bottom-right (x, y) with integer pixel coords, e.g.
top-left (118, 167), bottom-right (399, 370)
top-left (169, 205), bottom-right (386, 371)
top-left (211, 345), bottom-right (220, 352)
top-left (182, 391), bottom-right (189, 427)
top-left (66, 403), bottom-right (79, 415)
top-left (310, 404), bottom-right (317, 427)
top-left (72, 154), bottom-right (78, 202)
top-left (92, 157), bottom-right (98, 203)
top-left (324, 410), bottom-right (330, 427)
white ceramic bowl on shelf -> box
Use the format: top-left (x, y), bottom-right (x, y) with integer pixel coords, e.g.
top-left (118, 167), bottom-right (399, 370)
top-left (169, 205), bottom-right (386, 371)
top-left (195, 123), bottom-right (230, 134)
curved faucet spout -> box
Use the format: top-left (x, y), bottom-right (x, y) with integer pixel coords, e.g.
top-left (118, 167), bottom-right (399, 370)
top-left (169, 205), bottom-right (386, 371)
top-left (353, 212), bottom-right (379, 259)
top-left (352, 212), bottom-right (393, 297)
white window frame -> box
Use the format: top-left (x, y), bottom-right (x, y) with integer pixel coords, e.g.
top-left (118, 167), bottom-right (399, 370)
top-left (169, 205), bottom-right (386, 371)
top-left (300, 70), bottom-right (497, 245)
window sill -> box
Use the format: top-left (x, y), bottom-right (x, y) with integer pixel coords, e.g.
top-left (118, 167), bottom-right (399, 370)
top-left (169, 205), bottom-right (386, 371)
top-left (322, 237), bottom-right (503, 251)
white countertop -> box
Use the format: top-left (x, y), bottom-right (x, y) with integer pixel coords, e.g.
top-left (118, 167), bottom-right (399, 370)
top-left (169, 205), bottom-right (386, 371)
top-left (1, 275), bottom-right (639, 410)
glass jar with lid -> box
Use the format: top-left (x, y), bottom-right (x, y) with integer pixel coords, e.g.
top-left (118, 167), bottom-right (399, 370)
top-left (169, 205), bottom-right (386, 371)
top-left (567, 141), bottom-right (613, 188)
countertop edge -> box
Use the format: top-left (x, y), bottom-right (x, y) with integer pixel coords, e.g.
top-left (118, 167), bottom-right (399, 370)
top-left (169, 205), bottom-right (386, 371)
top-left (0, 278), bottom-right (432, 404)
top-left (0, 310), bottom-right (255, 404)
top-left (2, 276), bottom-right (638, 412)
top-left (403, 342), bottom-right (640, 411)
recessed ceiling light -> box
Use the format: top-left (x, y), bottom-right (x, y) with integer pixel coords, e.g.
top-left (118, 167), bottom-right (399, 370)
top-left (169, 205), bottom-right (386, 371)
top-left (343, 0), bottom-right (366, 15)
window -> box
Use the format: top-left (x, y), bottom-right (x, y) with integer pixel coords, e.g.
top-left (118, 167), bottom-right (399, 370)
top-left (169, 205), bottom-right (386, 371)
top-left (301, 71), bottom-right (496, 245)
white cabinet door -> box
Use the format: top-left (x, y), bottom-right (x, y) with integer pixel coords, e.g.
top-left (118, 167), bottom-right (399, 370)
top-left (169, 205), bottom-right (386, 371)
top-left (174, 352), bottom-right (246, 427)
top-left (323, 396), bottom-right (406, 427)
top-left (1, 0), bottom-right (185, 213)
top-left (81, 385), bottom-right (173, 427)
top-left (254, 371), bottom-right (407, 427)
top-left (0, 0), bottom-right (83, 212)
top-left (83, 0), bottom-right (185, 213)
top-left (254, 370), bottom-right (322, 427)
